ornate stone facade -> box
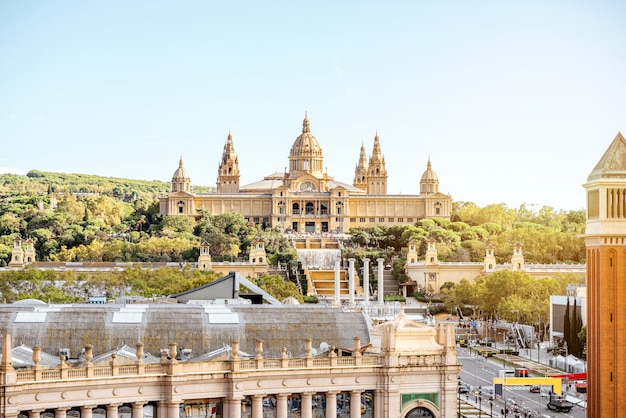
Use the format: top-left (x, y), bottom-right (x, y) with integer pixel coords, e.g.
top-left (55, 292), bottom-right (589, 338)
top-left (159, 114), bottom-right (452, 232)
top-left (0, 308), bottom-right (460, 418)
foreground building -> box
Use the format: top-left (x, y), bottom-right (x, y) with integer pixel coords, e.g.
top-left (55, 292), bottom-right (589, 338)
top-left (584, 131), bottom-right (626, 417)
top-left (0, 303), bottom-right (460, 418)
top-left (159, 114), bottom-right (452, 232)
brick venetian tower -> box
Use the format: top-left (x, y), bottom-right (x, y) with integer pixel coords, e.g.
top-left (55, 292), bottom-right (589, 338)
top-left (584, 131), bottom-right (626, 417)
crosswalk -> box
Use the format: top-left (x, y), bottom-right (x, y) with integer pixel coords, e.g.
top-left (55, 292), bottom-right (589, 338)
top-left (458, 400), bottom-right (493, 417)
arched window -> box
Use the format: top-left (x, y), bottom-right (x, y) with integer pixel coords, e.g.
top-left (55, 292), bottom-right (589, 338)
top-left (406, 407), bottom-right (435, 417)
top-left (292, 203), bottom-right (300, 215)
top-left (305, 201), bottom-right (315, 215)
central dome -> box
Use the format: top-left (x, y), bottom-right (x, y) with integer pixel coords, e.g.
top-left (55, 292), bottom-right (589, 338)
top-left (290, 113), bottom-right (323, 157)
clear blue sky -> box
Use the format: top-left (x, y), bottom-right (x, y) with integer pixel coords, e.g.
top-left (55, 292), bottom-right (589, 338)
top-left (2, 1), bottom-right (625, 212)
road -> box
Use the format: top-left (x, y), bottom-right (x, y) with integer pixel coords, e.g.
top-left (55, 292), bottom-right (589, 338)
top-left (458, 346), bottom-right (586, 418)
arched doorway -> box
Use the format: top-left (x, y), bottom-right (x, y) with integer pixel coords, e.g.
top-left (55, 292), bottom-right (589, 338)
top-left (405, 406), bottom-right (435, 417)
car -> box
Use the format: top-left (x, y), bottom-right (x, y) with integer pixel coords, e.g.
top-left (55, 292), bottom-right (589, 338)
top-left (529, 386), bottom-right (541, 393)
top-left (458, 385), bottom-right (470, 394)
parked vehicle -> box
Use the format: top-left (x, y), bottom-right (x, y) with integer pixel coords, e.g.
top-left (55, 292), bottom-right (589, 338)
top-left (529, 386), bottom-right (541, 393)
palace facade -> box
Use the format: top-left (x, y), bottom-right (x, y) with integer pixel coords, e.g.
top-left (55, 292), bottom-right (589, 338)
top-left (159, 114), bottom-right (452, 232)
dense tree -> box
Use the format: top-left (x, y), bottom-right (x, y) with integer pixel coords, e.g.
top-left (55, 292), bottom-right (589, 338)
top-left (255, 274), bottom-right (302, 303)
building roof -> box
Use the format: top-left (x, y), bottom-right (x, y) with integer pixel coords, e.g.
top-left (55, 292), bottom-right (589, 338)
top-left (587, 131), bottom-right (626, 182)
top-left (0, 302), bottom-right (371, 359)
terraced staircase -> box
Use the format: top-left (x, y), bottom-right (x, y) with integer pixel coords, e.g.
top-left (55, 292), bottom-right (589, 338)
top-left (307, 269), bottom-right (350, 296)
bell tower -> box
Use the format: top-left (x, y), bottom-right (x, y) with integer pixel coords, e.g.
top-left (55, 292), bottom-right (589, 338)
top-left (584, 131), bottom-right (626, 418)
top-left (366, 132), bottom-right (388, 195)
top-left (353, 142), bottom-right (368, 191)
top-left (216, 131), bottom-right (240, 193)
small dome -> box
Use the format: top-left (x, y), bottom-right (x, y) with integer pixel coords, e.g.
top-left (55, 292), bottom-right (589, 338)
top-left (172, 156), bottom-right (190, 181)
top-left (282, 296), bottom-right (301, 305)
top-left (420, 159), bottom-right (438, 182)
top-left (290, 114), bottom-right (323, 157)
top-left (13, 299), bottom-right (47, 305)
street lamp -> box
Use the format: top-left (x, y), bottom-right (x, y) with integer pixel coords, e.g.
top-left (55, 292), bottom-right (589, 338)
top-left (458, 377), bottom-right (461, 418)
top-left (489, 400), bottom-right (493, 417)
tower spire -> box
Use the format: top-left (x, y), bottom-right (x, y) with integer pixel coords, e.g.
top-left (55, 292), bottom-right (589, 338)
top-left (366, 132), bottom-right (388, 194)
top-left (217, 130), bottom-right (240, 193)
top-left (353, 142), bottom-right (369, 191)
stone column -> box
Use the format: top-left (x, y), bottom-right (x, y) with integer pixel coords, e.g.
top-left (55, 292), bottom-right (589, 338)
top-left (251, 394), bottom-right (263, 418)
top-left (157, 401), bottom-right (168, 418)
top-left (301, 392), bottom-right (313, 418)
top-left (131, 402), bottom-right (146, 418)
top-left (349, 390), bottom-right (362, 418)
top-left (377, 258), bottom-right (385, 305)
top-left (28, 410), bottom-right (44, 418)
top-left (165, 401), bottom-right (180, 418)
top-left (362, 258), bottom-right (370, 302)
top-left (334, 258), bottom-right (341, 306)
top-left (276, 393), bottom-right (289, 418)
top-left (3, 413), bottom-right (18, 418)
top-left (325, 392), bottom-right (338, 418)
top-left (80, 405), bottom-right (96, 418)
top-left (106, 404), bottom-right (122, 418)
top-left (374, 390), bottom-right (384, 418)
top-left (54, 407), bottom-right (68, 418)
top-left (348, 258), bottom-right (355, 306)
top-left (225, 398), bottom-right (243, 418)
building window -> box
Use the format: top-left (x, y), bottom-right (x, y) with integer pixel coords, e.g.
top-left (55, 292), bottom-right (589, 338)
top-left (263, 217), bottom-right (269, 224)
top-left (305, 201), bottom-right (315, 215)
top-left (436, 207), bottom-right (440, 215)
top-left (407, 218), bottom-right (413, 222)
top-left (336, 201), bottom-right (343, 215)
top-left (350, 218), bottom-right (356, 222)
top-left (369, 218), bottom-right (375, 222)
top-left (379, 218), bottom-right (384, 223)
top-left (253, 217), bottom-right (260, 223)
top-left (360, 218), bottom-right (365, 223)
top-left (292, 203), bottom-right (300, 215)
top-left (388, 218), bottom-right (394, 222)
top-left (398, 217), bottom-right (404, 222)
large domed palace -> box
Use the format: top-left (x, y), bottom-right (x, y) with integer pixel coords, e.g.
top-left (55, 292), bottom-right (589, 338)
top-left (159, 114), bottom-right (452, 232)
